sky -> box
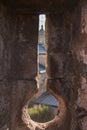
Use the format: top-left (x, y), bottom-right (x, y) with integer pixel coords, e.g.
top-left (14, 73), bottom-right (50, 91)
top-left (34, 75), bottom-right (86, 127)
top-left (39, 14), bottom-right (46, 30)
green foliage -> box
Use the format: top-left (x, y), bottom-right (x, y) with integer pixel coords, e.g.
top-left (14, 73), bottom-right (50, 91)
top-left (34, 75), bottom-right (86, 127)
top-left (28, 105), bottom-right (54, 123)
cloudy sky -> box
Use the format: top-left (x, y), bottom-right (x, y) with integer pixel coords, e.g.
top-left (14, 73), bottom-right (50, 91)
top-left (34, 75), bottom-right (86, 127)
top-left (39, 14), bottom-right (46, 30)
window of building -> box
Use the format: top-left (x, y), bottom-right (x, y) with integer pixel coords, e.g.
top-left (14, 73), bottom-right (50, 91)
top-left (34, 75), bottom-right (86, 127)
top-left (28, 14), bottom-right (58, 123)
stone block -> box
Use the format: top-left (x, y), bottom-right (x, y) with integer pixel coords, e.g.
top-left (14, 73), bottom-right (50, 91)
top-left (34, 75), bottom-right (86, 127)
top-left (10, 80), bottom-right (38, 130)
top-left (0, 81), bottom-right (11, 129)
top-left (46, 52), bottom-right (66, 78)
top-left (0, 80), bottom-right (38, 130)
top-left (46, 14), bottom-right (71, 78)
top-left (10, 15), bottom-right (39, 80)
top-left (0, 35), bottom-right (4, 80)
top-left (11, 41), bottom-right (37, 80)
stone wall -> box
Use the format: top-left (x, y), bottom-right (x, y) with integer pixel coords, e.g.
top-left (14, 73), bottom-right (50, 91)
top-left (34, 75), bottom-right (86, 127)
top-left (0, 1), bottom-right (87, 130)
top-left (0, 5), bottom-right (14, 130)
top-left (76, 2), bottom-right (87, 130)
top-left (0, 4), bottom-right (38, 130)
top-left (46, 10), bottom-right (80, 130)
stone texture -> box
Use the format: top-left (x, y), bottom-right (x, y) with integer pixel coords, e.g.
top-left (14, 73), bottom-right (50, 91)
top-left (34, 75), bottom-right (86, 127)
top-left (10, 80), bottom-right (37, 130)
top-left (0, 0), bottom-right (87, 130)
top-left (46, 13), bottom-right (71, 78)
top-left (45, 6), bottom-right (82, 130)
top-left (0, 5), bottom-right (12, 81)
top-left (0, 4), bottom-right (38, 130)
top-left (71, 3), bottom-right (87, 129)
top-left (0, 81), bottom-right (11, 130)
top-left (1, 0), bottom-right (79, 13)
top-left (46, 79), bottom-right (71, 130)
top-left (11, 14), bottom-right (38, 80)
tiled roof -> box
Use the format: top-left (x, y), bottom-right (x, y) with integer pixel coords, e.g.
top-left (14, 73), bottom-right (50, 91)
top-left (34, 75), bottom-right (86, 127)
top-left (38, 43), bottom-right (46, 54)
top-left (39, 64), bottom-right (46, 73)
top-left (33, 92), bottom-right (58, 108)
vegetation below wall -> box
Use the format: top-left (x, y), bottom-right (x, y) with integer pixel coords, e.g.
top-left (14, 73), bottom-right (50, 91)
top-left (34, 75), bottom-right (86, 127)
top-left (28, 105), bottom-right (54, 123)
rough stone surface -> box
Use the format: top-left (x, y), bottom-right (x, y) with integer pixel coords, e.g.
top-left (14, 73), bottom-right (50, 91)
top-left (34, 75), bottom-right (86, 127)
top-left (0, 1), bottom-right (87, 130)
top-left (46, 12), bottom-right (71, 78)
top-left (10, 80), bottom-right (37, 130)
top-left (46, 10), bottom-right (81, 130)
top-left (72, 3), bottom-right (87, 130)
top-left (0, 81), bottom-right (11, 129)
top-left (0, 4), bottom-right (38, 130)
top-left (1, 0), bottom-right (79, 13)
top-left (11, 14), bottom-right (38, 80)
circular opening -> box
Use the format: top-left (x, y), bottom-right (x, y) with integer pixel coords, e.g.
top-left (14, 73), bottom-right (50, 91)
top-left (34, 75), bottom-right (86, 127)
top-left (28, 104), bottom-right (57, 123)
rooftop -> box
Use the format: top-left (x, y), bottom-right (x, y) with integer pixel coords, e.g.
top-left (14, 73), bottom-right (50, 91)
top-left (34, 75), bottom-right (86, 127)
top-left (38, 43), bottom-right (46, 54)
top-left (39, 64), bottom-right (46, 74)
top-left (33, 91), bottom-right (58, 108)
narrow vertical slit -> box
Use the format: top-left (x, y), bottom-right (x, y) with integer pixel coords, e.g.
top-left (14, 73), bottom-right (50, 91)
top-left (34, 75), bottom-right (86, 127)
top-left (28, 14), bottom-right (58, 123)
top-left (38, 14), bottom-right (46, 95)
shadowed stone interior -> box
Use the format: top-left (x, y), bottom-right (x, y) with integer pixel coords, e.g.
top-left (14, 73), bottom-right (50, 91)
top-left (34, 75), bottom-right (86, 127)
top-left (0, 0), bottom-right (87, 130)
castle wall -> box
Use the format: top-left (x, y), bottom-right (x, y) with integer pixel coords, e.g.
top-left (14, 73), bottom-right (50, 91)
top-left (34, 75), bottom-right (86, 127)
top-left (0, 1), bottom-right (87, 130)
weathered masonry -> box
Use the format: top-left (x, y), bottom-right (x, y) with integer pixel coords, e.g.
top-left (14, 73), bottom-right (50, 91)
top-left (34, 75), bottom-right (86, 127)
top-left (0, 0), bottom-right (87, 130)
